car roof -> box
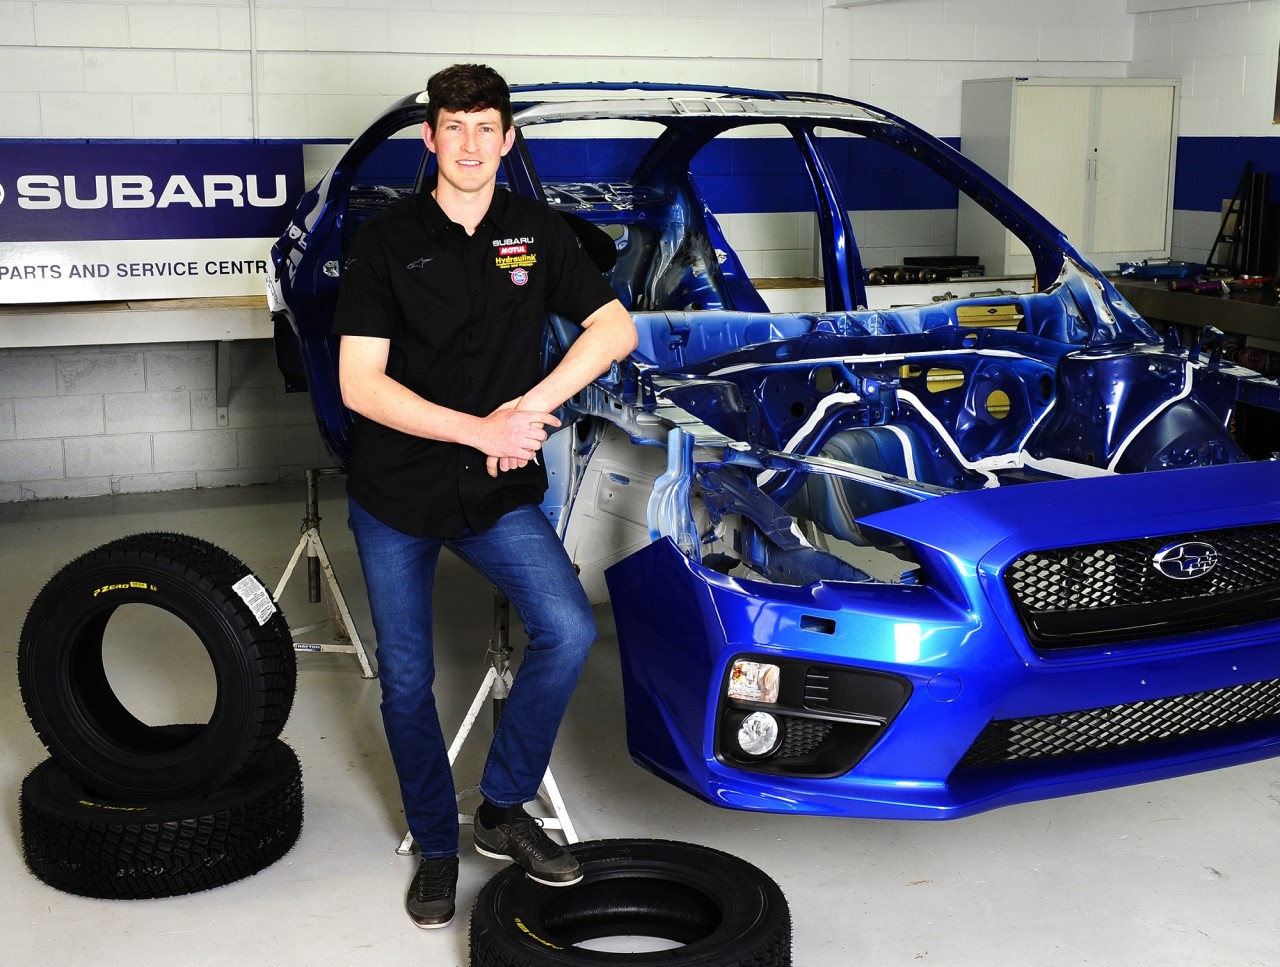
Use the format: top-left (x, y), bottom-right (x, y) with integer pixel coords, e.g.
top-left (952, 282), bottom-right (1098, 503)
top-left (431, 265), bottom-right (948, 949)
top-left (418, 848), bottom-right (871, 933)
top-left (406, 81), bottom-right (898, 129)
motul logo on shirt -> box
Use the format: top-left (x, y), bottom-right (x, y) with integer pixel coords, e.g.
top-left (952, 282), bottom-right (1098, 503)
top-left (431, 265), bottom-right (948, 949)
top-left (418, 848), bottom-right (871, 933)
top-left (498, 244), bottom-right (527, 256)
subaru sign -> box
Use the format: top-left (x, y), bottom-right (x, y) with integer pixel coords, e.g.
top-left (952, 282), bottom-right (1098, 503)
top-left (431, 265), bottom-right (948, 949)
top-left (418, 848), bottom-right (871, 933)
top-left (0, 142), bottom-right (304, 303)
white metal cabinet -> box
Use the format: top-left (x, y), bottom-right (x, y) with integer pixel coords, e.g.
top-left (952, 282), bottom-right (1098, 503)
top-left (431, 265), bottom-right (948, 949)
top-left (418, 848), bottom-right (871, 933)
top-left (957, 77), bottom-right (1179, 277)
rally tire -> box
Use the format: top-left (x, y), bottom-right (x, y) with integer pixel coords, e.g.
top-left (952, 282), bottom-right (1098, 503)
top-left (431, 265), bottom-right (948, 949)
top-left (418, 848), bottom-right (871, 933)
top-left (469, 838), bottom-right (791, 967)
top-left (18, 532), bottom-right (297, 800)
top-left (20, 736), bottom-right (303, 900)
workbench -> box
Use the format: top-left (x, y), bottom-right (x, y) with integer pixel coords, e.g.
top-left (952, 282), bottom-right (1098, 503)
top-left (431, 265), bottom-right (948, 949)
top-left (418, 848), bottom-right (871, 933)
top-left (1113, 279), bottom-right (1280, 349)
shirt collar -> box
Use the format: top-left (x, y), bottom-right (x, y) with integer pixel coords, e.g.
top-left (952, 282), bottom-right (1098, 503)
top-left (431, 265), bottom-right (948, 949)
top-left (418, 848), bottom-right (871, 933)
top-left (415, 175), bottom-right (510, 237)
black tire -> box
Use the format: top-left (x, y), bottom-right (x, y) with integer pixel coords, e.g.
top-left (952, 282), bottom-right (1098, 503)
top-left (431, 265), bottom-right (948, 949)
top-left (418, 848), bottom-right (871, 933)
top-left (469, 839), bottom-right (791, 967)
top-left (20, 735), bottom-right (303, 900)
top-left (18, 532), bottom-right (297, 800)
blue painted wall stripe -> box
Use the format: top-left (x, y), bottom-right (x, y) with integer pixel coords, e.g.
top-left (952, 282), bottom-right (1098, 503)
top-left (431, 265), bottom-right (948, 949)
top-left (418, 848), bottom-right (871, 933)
top-left (1174, 137), bottom-right (1280, 213)
top-left (3, 135), bottom-right (1271, 229)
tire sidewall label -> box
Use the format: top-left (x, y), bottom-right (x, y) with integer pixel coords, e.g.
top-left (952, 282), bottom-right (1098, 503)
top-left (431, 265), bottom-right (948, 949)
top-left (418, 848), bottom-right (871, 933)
top-left (232, 574), bottom-right (277, 626)
top-left (93, 580), bottom-right (157, 597)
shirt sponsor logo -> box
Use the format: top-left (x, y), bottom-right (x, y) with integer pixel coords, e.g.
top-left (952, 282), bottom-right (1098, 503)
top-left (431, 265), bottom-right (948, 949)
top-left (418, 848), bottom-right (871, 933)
top-left (493, 236), bottom-right (534, 247)
top-left (495, 252), bottom-right (537, 270)
top-left (498, 244), bottom-right (527, 256)
top-left (510, 268), bottom-right (529, 285)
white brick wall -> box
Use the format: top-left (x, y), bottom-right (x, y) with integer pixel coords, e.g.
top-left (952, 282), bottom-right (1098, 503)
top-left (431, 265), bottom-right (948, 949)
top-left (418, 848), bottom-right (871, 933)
top-left (8, 0), bottom-right (1257, 143)
top-left (34, 2), bottom-right (129, 49)
top-left (1132, 0), bottom-right (1280, 137)
top-left (830, 0), bottom-right (1137, 137)
top-left (0, 340), bottom-right (330, 502)
top-left (0, 0), bottom-right (829, 139)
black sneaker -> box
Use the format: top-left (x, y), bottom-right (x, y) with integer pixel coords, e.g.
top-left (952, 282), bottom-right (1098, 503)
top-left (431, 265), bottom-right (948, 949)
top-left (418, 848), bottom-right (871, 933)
top-left (406, 855), bottom-right (458, 928)
top-left (473, 807), bottom-right (582, 886)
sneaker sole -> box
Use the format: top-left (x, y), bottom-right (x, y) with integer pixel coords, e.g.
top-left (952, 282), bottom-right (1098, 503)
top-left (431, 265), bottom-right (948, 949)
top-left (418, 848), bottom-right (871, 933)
top-left (474, 842), bottom-right (583, 887)
top-left (410, 915), bottom-right (454, 930)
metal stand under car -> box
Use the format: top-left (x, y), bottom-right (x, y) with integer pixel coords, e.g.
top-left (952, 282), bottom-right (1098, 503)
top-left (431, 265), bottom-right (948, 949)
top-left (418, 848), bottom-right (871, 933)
top-left (273, 467), bottom-right (376, 679)
top-left (397, 590), bottom-right (578, 855)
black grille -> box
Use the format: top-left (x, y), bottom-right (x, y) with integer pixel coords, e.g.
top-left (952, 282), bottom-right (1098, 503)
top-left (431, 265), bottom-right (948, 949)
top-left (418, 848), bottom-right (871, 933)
top-left (958, 677), bottom-right (1280, 769)
top-left (1004, 524), bottom-right (1280, 646)
top-left (776, 716), bottom-right (833, 759)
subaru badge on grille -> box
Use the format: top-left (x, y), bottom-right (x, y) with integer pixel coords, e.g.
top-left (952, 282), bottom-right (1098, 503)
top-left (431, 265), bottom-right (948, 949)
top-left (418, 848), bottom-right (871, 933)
top-left (1152, 541), bottom-right (1219, 580)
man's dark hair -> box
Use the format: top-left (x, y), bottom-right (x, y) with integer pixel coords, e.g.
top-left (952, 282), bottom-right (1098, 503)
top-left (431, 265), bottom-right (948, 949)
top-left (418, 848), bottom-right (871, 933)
top-left (425, 63), bottom-right (513, 132)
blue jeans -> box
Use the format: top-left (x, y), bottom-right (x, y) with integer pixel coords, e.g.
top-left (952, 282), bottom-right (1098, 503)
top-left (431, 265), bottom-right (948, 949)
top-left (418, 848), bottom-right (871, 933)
top-left (347, 498), bottom-right (595, 859)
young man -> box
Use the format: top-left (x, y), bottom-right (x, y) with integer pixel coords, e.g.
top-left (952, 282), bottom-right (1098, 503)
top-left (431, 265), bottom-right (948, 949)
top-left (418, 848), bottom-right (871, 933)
top-left (332, 63), bottom-right (637, 928)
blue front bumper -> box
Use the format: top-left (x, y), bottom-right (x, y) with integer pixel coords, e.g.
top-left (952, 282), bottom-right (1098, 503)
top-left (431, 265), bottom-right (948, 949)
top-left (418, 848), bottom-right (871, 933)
top-left (604, 460), bottom-right (1280, 819)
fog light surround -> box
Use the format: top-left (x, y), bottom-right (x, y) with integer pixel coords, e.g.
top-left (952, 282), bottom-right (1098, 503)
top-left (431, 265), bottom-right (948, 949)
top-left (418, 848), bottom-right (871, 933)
top-left (736, 710), bottom-right (782, 758)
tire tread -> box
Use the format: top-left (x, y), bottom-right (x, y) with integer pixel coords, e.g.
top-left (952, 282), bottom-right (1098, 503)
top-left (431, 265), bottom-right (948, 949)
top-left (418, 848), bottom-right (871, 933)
top-left (20, 739), bottom-right (304, 900)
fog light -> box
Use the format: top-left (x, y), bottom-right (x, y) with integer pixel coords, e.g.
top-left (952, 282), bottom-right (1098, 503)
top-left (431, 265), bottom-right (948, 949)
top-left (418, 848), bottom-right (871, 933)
top-left (736, 711), bottom-right (781, 757)
top-left (728, 660), bottom-right (780, 704)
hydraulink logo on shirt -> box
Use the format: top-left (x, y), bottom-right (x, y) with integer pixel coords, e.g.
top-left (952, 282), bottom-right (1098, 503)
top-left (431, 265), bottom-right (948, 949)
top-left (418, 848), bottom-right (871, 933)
top-left (494, 236), bottom-right (537, 279)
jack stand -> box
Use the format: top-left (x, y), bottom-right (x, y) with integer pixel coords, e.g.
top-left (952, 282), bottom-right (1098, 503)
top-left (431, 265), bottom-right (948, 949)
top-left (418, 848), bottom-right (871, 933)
top-left (396, 590), bottom-right (578, 855)
top-left (274, 467), bottom-right (375, 679)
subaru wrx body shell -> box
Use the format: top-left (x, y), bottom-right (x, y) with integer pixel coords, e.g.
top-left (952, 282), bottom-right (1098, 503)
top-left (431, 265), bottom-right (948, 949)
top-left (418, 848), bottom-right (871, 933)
top-left (271, 83), bottom-right (1280, 819)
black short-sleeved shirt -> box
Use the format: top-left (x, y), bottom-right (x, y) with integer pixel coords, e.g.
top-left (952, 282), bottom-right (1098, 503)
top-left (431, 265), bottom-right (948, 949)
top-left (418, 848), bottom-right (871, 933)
top-left (332, 184), bottom-right (617, 538)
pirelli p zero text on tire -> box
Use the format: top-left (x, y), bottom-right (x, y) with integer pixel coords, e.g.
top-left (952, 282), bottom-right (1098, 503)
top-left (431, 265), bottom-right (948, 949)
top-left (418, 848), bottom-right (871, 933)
top-left (469, 838), bottom-right (791, 967)
top-left (17, 532), bottom-right (297, 801)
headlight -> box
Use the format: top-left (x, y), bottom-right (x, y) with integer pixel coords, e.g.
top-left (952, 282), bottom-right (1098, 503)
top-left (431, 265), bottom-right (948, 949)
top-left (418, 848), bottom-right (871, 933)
top-left (736, 710), bottom-right (782, 757)
top-left (727, 660), bottom-right (780, 703)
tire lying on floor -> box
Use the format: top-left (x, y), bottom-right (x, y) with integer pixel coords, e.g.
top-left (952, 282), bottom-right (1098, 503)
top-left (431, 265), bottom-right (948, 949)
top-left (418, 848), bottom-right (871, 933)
top-left (17, 532), bottom-right (297, 801)
top-left (469, 838), bottom-right (791, 967)
top-left (20, 734), bottom-right (303, 900)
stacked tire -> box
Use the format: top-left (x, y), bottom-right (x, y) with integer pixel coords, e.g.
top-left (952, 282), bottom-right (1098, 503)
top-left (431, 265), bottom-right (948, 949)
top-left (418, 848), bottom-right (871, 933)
top-left (17, 532), bottom-right (302, 900)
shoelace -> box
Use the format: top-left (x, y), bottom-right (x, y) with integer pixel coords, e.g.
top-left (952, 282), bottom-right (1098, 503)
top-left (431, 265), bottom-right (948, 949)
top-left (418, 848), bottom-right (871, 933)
top-left (412, 857), bottom-right (458, 902)
top-left (503, 815), bottom-right (559, 860)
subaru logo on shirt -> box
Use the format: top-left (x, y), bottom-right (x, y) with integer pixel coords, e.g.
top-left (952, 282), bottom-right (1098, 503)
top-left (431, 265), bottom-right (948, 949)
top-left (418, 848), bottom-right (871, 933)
top-left (1152, 541), bottom-right (1219, 580)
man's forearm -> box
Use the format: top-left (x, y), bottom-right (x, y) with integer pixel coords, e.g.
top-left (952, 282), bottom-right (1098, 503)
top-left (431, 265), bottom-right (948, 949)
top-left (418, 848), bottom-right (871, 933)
top-left (342, 367), bottom-right (483, 446)
top-left (520, 301), bottom-right (637, 414)
top-left (344, 366), bottom-right (557, 465)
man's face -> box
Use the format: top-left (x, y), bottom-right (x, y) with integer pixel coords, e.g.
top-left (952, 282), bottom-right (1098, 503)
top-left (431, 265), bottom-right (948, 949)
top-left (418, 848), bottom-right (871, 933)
top-left (423, 107), bottom-right (514, 197)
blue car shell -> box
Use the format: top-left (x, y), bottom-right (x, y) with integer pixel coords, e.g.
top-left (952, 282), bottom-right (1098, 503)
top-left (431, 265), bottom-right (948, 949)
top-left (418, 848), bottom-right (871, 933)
top-left (271, 82), bottom-right (1280, 820)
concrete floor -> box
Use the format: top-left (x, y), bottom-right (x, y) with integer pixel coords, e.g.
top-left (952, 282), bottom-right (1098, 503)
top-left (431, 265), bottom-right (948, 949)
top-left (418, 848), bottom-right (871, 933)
top-left (3, 479), bottom-right (1279, 966)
